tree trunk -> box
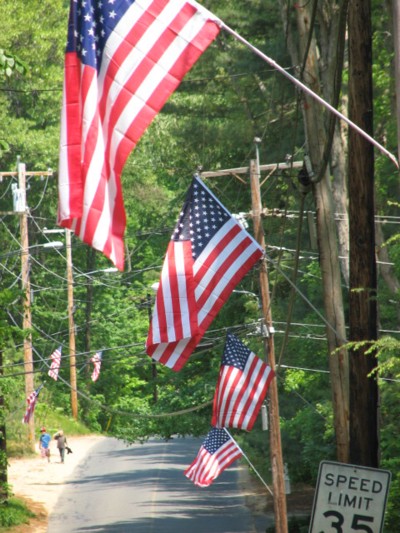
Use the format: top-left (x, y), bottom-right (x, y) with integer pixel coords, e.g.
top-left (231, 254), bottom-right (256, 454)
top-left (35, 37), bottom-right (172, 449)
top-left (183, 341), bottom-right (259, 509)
top-left (317, 2), bottom-right (350, 287)
top-left (279, 0), bottom-right (350, 462)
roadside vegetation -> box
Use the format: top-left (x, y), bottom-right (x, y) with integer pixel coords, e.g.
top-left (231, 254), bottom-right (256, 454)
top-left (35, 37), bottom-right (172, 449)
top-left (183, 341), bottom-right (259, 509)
top-left (1, 0), bottom-right (400, 531)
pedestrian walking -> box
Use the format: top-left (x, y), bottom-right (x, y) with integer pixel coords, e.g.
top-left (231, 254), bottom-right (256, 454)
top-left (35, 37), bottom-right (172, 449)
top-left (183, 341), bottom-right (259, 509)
top-left (39, 427), bottom-right (51, 463)
top-left (54, 430), bottom-right (68, 463)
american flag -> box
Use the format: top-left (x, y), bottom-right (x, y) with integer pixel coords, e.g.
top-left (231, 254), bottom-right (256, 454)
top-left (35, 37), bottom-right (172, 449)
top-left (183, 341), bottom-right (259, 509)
top-left (212, 333), bottom-right (274, 431)
top-left (184, 427), bottom-right (242, 487)
top-left (48, 346), bottom-right (62, 381)
top-left (146, 176), bottom-right (264, 371)
top-left (58, 0), bottom-right (221, 270)
top-left (22, 384), bottom-right (44, 424)
top-left (91, 351), bottom-right (103, 382)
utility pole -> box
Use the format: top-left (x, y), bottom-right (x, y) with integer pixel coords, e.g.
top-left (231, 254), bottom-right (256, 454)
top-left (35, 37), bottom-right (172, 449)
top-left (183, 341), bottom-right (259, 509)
top-left (0, 349), bottom-right (7, 501)
top-left (348, 0), bottom-right (379, 467)
top-left (66, 229), bottom-right (78, 420)
top-left (43, 227), bottom-right (78, 417)
top-left (250, 152), bottom-right (288, 533)
top-left (390, 0), bottom-right (400, 165)
top-left (146, 293), bottom-right (158, 403)
top-left (18, 161), bottom-right (35, 449)
top-left (0, 159), bottom-right (53, 450)
top-left (201, 158), bottom-right (297, 533)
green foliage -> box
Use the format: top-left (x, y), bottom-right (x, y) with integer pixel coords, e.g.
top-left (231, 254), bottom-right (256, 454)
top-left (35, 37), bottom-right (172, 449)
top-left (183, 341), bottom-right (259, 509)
top-left (0, 3), bottom-right (399, 528)
top-left (0, 497), bottom-right (35, 528)
top-left (0, 49), bottom-right (26, 79)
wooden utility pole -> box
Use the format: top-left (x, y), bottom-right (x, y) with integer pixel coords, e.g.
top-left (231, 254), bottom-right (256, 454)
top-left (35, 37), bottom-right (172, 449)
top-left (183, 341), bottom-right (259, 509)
top-left (66, 229), bottom-right (78, 420)
top-left (250, 156), bottom-right (288, 533)
top-left (201, 159), bottom-right (294, 533)
top-left (0, 349), bottom-right (7, 501)
top-left (147, 293), bottom-right (158, 403)
top-left (348, 0), bottom-right (379, 467)
top-left (0, 160), bottom-right (53, 449)
top-left (84, 247), bottom-right (96, 356)
top-left (390, 0), bottom-right (400, 165)
top-left (18, 161), bottom-right (35, 449)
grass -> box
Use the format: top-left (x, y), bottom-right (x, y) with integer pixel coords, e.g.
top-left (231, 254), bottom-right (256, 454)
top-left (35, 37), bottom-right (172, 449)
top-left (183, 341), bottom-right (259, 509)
top-left (0, 498), bottom-right (35, 530)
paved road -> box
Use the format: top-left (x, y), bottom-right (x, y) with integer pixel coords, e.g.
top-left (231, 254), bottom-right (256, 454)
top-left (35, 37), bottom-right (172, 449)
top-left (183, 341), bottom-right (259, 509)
top-left (47, 436), bottom-right (268, 533)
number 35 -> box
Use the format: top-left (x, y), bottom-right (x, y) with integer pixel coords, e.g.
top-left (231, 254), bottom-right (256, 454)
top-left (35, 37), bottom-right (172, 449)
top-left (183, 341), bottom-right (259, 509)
top-left (323, 510), bottom-right (374, 532)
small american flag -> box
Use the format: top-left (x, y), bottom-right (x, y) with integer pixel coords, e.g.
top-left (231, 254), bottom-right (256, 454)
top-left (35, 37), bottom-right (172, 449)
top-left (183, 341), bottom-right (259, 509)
top-left (58, 0), bottom-right (221, 270)
top-left (184, 427), bottom-right (242, 487)
top-left (91, 351), bottom-right (102, 382)
top-left (22, 384), bottom-right (44, 424)
top-left (212, 333), bottom-right (275, 431)
top-left (146, 176), bottom-right (264, 371)
top-left (48, 346), bottom-right (62, 381)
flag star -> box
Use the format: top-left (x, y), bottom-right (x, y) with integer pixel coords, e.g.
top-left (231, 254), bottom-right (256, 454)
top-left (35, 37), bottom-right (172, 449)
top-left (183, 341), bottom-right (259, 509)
top-left (109, 10), bottom-right (116, 18)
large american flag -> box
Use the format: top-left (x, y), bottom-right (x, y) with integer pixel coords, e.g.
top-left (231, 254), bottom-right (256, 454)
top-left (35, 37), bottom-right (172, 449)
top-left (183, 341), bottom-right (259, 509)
top-left (146, 176), bottom-right (264, 371)
top-left (212, 333), bottom-right (274, 431)
top-left (22, 384), bottom-right (44, 424)
top-left (48, 346), bottom-right (62, 381)
top-left (91, 351), bottom-right (103, 382)
top-left (58, 0), bottom-right (221, 270)
top-left (184, 427), bottom-right (242, 487)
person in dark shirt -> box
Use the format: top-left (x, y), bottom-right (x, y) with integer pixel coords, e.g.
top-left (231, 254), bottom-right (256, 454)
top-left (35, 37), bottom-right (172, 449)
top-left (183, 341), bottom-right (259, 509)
top-left (54, 430), bottom-right (68, 463)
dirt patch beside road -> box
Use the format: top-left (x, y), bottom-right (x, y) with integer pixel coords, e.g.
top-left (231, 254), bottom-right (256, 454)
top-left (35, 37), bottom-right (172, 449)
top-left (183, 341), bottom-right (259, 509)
top-left (7, 435), bottom-right (106, 533)
top-left (238, 465), bottom-right (315, 526)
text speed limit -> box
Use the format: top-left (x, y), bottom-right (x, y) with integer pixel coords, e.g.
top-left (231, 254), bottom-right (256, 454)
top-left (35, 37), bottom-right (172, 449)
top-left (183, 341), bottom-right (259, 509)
top-left (309, 461), bottom-right (391, 533)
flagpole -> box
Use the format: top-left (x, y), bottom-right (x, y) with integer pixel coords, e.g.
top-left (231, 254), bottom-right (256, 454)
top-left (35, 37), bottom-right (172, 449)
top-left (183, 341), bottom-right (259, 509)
top-left (223, 428), bottom-right (274, 497)
top-left (249, 145), bottom-right (288, 533)
top-left (219, 21), bottom-right (399, 170)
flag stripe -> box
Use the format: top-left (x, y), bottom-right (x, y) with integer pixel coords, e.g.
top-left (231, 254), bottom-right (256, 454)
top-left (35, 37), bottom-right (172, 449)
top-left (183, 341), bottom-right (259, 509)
top-left (148, 240), bottom-right (197, 344)
top-left (22, 385), bottom-right (43, 424)
top-left (58, 0), bottom-right (220, 269)
top-left (48, 347), bottom-right (62, 381)
top-left (146, 177), bottom-right (263, 370)
top-left (91, 351), bottom-right (103, 382)
top-left (212, 334), bottom-right (275, 431)
top-left (184, 429), bottom-right (242, 487)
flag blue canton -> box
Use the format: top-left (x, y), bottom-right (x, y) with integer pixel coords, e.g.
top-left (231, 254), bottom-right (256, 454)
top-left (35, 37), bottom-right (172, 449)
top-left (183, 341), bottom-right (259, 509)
top-left (66, 0), bottom-right (132, 70)
top-left (222, 332), bottom-right (251, 371)
top-left (202, 427), bottom-right (230, 454)
top-left (172, 178), bottom-right (230, 259)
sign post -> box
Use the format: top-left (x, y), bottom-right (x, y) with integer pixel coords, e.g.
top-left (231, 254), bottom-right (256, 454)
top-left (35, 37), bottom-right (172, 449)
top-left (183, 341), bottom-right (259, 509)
top-left (309, 461), bottom-right (391, 533)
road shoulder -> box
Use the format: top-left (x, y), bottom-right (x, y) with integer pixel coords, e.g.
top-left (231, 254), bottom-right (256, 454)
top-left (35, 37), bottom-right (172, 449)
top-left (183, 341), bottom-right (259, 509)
top-left (7, 434), bottom-right (106, 533)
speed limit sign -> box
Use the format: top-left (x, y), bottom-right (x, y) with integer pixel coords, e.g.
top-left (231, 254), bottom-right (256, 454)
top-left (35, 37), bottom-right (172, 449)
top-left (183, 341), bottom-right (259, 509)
top-left (309, 461), bottom-right (391, 533)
